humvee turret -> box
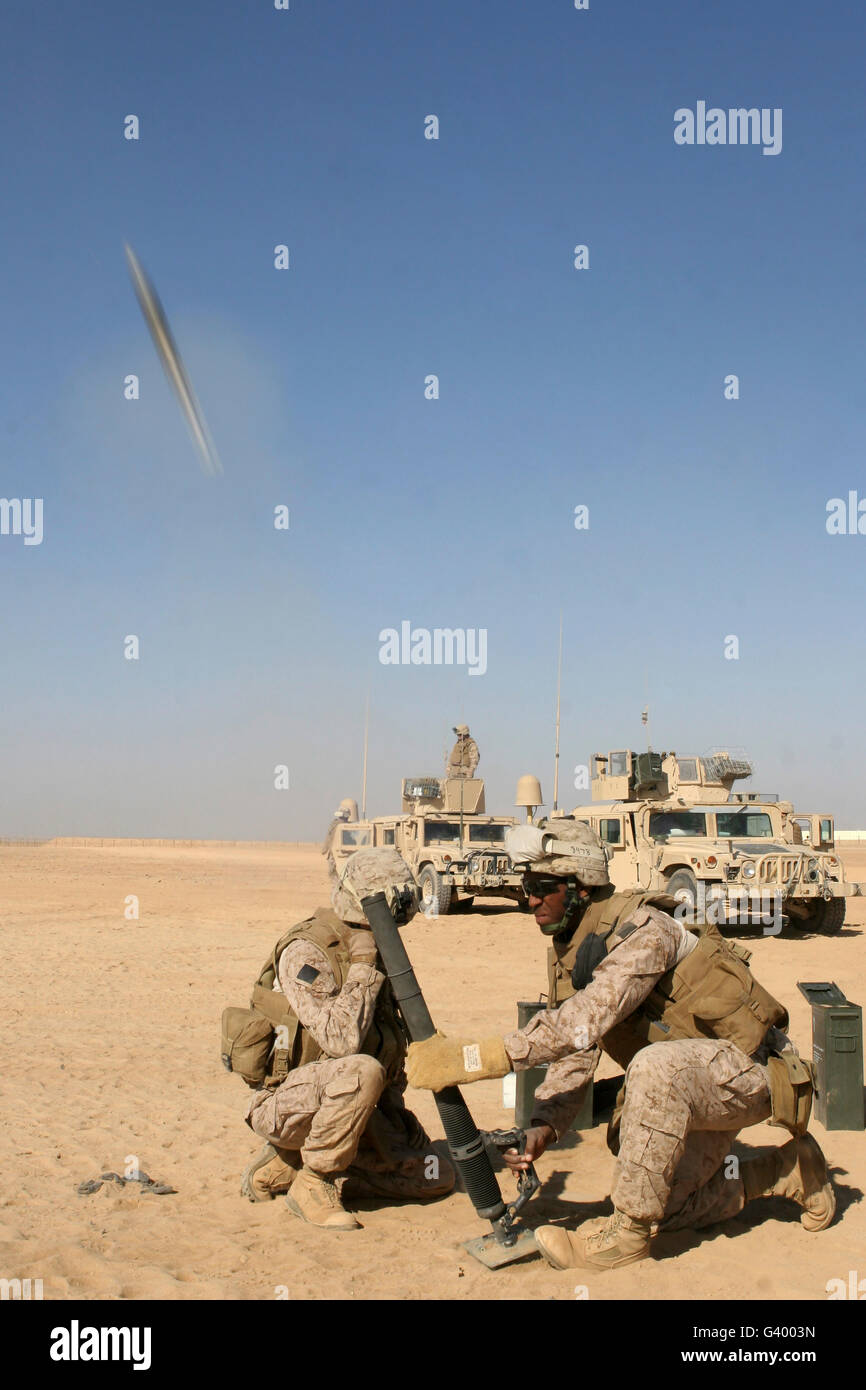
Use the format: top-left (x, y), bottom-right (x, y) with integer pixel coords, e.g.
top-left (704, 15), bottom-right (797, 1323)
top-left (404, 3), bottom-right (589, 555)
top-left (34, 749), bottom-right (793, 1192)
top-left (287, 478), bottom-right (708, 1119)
top-left (330, 775), bottom-right (524, 915)
top-left (569, 749), bottom-right (861, 933)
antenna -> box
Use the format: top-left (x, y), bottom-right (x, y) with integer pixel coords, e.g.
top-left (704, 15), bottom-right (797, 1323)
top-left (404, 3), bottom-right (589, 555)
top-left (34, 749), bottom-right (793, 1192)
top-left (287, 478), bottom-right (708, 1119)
top-left (552, 612), bottom-right (563, 811)
top-left (361, 692), bottom-right (370, 819)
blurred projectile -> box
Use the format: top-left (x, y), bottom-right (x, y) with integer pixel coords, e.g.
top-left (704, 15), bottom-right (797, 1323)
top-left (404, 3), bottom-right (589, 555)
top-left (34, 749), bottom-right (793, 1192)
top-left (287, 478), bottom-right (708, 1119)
top-left (124, 241), bottom-right (223, 476)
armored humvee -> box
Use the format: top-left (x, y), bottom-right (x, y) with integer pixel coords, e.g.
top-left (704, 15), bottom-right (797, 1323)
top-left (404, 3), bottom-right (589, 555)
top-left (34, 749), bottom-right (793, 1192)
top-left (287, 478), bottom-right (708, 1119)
top-left (568, 749), bottom-right (861, 932)
top-left (330, 776), bottom-right (524, 915)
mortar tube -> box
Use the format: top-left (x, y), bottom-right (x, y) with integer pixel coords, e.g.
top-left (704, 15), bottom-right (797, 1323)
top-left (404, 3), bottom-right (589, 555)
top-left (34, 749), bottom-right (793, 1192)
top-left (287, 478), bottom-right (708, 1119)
top-left (361, 891), bottom-right (507, 1223)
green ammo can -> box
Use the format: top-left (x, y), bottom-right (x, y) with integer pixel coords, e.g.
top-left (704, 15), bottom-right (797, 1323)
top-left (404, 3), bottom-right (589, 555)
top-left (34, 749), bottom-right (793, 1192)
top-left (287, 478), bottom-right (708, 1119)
top-left (514, 1000), bottom-right (594, 1131)
top-left (797, 981), bottom-right (864, 1131)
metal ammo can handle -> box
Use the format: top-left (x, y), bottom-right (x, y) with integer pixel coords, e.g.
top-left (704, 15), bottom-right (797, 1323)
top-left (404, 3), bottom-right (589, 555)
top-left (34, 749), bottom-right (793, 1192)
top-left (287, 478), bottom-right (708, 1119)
top-left (361, 891), bottom-right (506, 1221)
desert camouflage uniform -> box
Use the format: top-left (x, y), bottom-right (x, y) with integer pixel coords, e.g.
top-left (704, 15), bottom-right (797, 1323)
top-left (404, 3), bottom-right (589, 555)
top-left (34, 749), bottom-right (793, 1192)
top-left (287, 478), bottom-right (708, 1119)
top-left (446, 735), bottom-right (479, 779)
top-left (246, 928), bottom-right (452, 1193)
top-left (503, 906), bottom-right (775, 1229)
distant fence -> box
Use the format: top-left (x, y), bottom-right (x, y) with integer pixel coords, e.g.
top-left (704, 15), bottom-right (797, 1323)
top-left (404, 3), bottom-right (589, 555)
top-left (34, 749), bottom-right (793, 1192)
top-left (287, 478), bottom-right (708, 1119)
top-left (2, 837), bottom-right (318, 850)
top-left (48, 838), bottom-right (318, 849)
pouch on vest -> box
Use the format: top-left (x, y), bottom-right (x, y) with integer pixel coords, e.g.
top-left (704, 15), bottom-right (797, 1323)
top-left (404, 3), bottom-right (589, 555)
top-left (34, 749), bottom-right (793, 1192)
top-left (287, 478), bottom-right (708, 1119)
top-left (221, 1007), bottom-right (275, 1087)
top-left (673, 940), bottom-right (787, 1055)
top-left (692, 917), bottom-right (753, 966)
top-left (249, 982), bottom-right (303, 1082)
top-left (766, 1052), bottom-right (814, 1136)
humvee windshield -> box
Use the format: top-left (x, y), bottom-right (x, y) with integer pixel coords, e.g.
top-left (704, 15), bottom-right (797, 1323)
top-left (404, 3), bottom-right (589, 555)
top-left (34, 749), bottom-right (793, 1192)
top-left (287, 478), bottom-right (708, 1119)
top-left (468, 824), bottom-right (508, 843)
top-left (340, 827), bottom-right (372, 847)
top-left (715, 809), bottom-right (773, 838)
top-left (648, 811), bottom-right (707, 840)
top-left (424, 821), bottom-right (462, 845)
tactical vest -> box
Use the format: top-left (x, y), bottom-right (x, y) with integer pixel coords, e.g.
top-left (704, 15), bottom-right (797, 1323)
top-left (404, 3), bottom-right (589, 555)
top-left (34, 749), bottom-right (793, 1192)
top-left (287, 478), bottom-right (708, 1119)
top-left (546, 887), bottom-right (788, 1068)
top-left (221, 909), bottom-right (406, 1089)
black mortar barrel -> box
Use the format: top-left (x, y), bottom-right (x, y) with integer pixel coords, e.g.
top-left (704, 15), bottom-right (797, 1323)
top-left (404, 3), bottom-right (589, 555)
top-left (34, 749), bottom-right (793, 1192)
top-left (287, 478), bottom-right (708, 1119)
top-left (361, 892), bottom-right (506, 1221)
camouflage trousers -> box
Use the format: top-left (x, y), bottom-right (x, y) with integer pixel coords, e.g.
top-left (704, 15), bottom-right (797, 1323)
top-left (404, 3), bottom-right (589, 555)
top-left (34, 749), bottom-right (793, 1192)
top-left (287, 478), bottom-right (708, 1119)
top-left (610, 1038), bottom-right (772, 1228)
top-left (246, 1055), bottom-right (451, 1194)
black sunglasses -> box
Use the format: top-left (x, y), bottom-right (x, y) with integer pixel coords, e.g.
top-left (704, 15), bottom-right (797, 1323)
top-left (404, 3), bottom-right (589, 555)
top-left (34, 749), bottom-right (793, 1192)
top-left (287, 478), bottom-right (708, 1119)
top-left (521, 874), bottom-right (565, 899)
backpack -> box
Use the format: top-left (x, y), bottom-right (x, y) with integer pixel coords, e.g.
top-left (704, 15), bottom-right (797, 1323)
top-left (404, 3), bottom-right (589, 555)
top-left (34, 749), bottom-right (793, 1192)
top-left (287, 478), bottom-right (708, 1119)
top-left (220, 915), bottom-right (347, 1088)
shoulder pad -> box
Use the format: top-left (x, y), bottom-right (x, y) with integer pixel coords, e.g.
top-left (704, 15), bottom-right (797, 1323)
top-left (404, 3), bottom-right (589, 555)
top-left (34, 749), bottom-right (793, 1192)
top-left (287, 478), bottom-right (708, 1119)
top-left (622, 904), bottom-right (654, 930)
top-left (618, 898), bottom-right (677, 934)
top-left (647, 893), bottom-right (679, 915)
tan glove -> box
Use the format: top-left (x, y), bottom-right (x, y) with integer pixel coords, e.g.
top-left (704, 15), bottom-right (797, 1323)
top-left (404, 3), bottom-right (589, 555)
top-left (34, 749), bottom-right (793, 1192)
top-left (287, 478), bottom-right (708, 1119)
top-left (406, 1033), bottom-right (511, 1092)
top-left (346, 928), bottom-right (379, 966)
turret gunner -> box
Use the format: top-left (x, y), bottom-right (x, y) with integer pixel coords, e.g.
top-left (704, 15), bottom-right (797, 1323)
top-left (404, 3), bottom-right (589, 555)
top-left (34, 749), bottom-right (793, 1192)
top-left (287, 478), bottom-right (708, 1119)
top-left (446, 725), bottom-right (479, 779)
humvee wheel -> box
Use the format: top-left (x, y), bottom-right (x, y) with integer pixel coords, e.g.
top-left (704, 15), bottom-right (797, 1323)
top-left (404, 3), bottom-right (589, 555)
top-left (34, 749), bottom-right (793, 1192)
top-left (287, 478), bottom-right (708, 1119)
top-left (810, 898), bottom-right (846, 933)
top-left (666, 869), bottom-right (698, 918)
top-left (418, 865), bottom-right (452, 918)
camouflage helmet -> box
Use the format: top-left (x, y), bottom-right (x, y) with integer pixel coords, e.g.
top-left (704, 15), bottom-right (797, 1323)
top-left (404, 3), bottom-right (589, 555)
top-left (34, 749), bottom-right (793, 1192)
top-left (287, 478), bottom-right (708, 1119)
top-left (453, 724), bottom-right (470, 735)
top-left (331, 847), bottom-right (420, 926)
top-left (505, 819), bottom-right (610, 887)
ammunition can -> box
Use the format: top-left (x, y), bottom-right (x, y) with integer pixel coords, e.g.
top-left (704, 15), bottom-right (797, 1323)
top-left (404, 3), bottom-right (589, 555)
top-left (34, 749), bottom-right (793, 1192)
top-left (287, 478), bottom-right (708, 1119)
top-left (797, 981), bottom-right (865, 1131)
top-left (514, 1001), bottom-right (594, 1131)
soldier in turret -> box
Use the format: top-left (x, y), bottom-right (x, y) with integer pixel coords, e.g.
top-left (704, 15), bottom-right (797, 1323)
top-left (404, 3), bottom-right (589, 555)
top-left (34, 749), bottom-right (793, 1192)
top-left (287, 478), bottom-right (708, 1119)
top-left (446, 725), bottom-right (479, 779)
top-left (320, 798), bottom-right (358, 859)
top-left (406, 820), bottom-right (835, 1270)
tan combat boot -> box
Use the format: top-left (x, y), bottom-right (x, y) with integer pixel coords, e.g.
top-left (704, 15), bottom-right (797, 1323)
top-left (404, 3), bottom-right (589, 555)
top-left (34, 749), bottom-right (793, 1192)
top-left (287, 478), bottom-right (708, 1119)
top-left (284, 1167), bottom-right (361, 1231)
top-left (742, 1133), bottom-right (836, 1231)
top-left (535, 1210), bottom-right (653, 1271)
top-left (241, 1144), bottom-right (302, 1203)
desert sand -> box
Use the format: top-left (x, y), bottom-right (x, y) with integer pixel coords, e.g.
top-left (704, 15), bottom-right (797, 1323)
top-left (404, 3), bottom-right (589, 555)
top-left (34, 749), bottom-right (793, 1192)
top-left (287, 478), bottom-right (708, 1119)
top-left (1, 840), bottom-right (863, 1302)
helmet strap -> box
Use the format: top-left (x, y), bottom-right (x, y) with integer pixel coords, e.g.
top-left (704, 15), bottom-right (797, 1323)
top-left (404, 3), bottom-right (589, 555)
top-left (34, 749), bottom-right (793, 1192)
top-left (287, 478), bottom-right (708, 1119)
top-left (538, 879), bottom-right (591, 937)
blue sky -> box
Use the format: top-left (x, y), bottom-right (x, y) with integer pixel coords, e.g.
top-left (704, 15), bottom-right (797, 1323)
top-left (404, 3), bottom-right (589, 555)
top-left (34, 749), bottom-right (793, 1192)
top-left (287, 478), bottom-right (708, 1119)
top-left (2, 0), bottom-right (865, 836)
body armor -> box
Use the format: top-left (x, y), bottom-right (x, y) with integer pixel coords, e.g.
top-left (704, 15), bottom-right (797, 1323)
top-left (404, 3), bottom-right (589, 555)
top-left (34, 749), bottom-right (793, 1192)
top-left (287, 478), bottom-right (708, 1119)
top-left (546, 886), bottom-right (788, 1069)
top-left (223, 909), bottom-right (405, 1089)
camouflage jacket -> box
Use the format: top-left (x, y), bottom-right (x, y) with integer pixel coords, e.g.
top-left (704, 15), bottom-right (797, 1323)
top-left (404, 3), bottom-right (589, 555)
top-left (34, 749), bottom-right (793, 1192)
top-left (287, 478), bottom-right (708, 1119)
top-left (503, 906), bottom-right (696, 1139)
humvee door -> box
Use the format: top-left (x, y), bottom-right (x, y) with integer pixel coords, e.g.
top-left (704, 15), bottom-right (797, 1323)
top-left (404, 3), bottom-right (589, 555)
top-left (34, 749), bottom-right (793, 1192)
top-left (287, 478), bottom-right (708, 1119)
top-left (332, 822), bottom-right (374, 867)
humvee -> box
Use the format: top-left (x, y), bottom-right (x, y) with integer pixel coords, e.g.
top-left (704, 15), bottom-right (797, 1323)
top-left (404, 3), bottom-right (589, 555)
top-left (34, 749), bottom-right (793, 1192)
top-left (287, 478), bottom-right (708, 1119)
top-left (330, 775), bottom-right (525, 915)
top-left (569, 749), bottom-right (861, 932)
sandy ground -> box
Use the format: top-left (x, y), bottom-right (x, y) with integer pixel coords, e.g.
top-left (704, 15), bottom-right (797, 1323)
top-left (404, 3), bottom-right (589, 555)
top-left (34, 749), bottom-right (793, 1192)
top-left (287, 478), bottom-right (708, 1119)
top-left (1, 841), bottom-right (864, 1302)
